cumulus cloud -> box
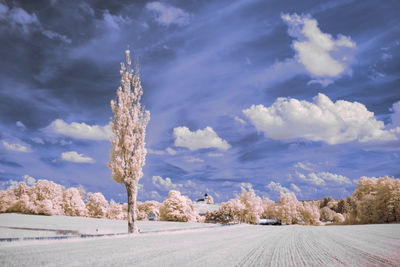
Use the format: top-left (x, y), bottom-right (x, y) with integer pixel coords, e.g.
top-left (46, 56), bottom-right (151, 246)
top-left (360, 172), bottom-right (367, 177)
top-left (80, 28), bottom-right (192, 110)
top-left (266, 181), bottom-right (291, 193)
top-left (174, 126), bottom-right (231, 151)
top-left (146, 2), bottom-right (190, 26)
top-left (243, 93), bottom-right (397, 144)
top-left (45, 119), bottom-right (112, 141)
top-left (61, 151), bottom-right (95, 163)
top-left (297, 171), bottom-right (351, 186)
top-left (2, 141), bottom-right (31, 153)
top-left (152, 176), bottom-right (182, 191)
top-left (282, 13), bottom-right (356, 85)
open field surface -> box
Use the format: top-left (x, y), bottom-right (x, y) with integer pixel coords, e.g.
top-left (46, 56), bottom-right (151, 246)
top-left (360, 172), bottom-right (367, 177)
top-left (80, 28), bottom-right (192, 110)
top-left (0, 214), bottom-right (399, 266)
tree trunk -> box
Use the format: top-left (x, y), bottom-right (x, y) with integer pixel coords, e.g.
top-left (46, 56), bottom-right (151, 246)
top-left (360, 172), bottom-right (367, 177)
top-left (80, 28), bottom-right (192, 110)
top-left (126, 182), bottom-right (139, 234)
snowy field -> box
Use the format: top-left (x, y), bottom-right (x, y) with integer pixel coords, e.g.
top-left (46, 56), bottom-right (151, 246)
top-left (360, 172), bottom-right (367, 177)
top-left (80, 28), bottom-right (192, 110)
top-left (0, 214), bottom-right (399, 266)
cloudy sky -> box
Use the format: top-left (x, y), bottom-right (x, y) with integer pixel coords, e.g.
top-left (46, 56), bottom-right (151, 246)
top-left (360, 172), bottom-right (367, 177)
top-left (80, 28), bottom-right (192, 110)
top-left (0, 0), bottom-right (399, 203)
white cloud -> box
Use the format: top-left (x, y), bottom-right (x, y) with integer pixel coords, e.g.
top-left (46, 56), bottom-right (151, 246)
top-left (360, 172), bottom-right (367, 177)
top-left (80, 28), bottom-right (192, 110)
top-left (147, 148), bottom-right (165, 155)
top-left (22, 174), bottom-right (36, 186)
top-left (45, 119), bottom-right (112, 141)
top-left (31, 137), bottom-right (45, 144)
top-left (208, 152), bottom-right (223, 157)
top-left (0, 3), bottom-right (39, 33)
top-left (42, 30), bottom-right (72, 44)
top-left (148, 147), bottom-right (177, 156)
top-left (0, 3), bottom-right (70, 43)
top-left (146, 2), bottom-right (190, 26)
top-left (174, 126), bottom-right (231, 151)
top-left (291, 183), bottom-right (301, 193)
top-left (297, 171), bottom-right (351, 186)
top-left (234, 116), bottom-right (246, 125)
top-left (266, 181), bottom-right (291, 193)
top-left (243, 93), bottom-right (397, 144)
top-left (186, 157), bottom-right (204, 163)
top-left (297, 172), bottom-right (325, 185)
top-left (61, 151), bottom-right (95, 163)
top-left (391, 100), bottom-right (400, 127)
top-left (103, 9), bottom-right (129, 30)
top-left (318, 172), bottom-right (352, 184)
top-left (166, 147), bottom-right (177, 155)
top-left (282, 13), bottom-right (356, 85)
top-left (294, 162), bottom-right (314, 171)
top-left (152, 176), bottom-right (182, 191)
top-left (2, 141), bottom-right (31, 153)
top-left (16, 121), bottom-right (26, 129)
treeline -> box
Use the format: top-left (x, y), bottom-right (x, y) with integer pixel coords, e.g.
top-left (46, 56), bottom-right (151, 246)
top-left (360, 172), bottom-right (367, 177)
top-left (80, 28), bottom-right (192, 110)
top-left (0, 180), bottom-right (196, 222)
top-left (205, 176), bottom-right (400, 225)
top-left (0, 176), bottom-right (399, 225)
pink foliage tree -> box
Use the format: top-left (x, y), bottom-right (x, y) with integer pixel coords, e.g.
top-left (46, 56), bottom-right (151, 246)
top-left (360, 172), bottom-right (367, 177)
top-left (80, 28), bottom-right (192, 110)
top-left (159, 190), bottom-right (198, 222)
top-left (31, 180), bottom-right (64, 215)
top-left (86, 192), bottom-right (109, 218)
top-left (299, 201), bottom-right (321, 225)
top-left (239, 187), bottom-right (263, 224)
top-left (278, 192), bottom-right (300, 225)
top-left (107, 200), bottom-right (127, 220)
top-left (108, 50), bottom-right (150, 234)
top-left (63, 187), bottom-right (87, 217)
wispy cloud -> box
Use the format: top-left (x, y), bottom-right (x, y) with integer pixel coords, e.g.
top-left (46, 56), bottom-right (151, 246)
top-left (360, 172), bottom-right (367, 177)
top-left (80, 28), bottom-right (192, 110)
top-left (146, 2), bottom-right (191, 26)
top-left (2, 141), bottom-right (31, 153)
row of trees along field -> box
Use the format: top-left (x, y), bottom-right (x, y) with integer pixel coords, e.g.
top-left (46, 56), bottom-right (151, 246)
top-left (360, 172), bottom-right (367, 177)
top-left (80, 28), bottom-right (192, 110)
top-left (0, 176), bottom-right (399, 225)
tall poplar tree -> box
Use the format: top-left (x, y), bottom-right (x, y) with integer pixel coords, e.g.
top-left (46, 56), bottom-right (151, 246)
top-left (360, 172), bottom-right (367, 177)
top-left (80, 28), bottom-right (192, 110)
top-left (108, 50), bottom-right (150, 234)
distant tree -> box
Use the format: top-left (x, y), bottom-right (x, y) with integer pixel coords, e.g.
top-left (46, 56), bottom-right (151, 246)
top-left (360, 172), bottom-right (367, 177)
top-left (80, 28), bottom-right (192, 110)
top-left (277, 192), bottom-right (300, 225)
top-left (108, 50), bottom-right (150, 234)
top-left (299, 201), bottom-right (321, 225)
top-left (239, 187), bottom-right (263, 224)
top-left (31, 180), bottom-right (64, 215)
top-left (159, 190), bottom-right (198, 222)
top-left (333, 212), bottom-right (345, 223)
top-left (320, 196), bottom-right (333, 208)
top-left (86, 192), bottom-right (109, 218)
top-left (261, 198), bottom-right (278, 219)
top-left (221, 199), bottom-right (245, 224)
top-left (0, 187), bottom-right (15, 213)
top-left (63, 187), bottom-right (87, 217)
top-left (107, 200), bottom-right (127, 220)
top-left (320, 206), bottom-right (336, 222)
top-left (345, 176), bottom-right (400, 224)
top-left (138, 200), bottom-right (161, 220)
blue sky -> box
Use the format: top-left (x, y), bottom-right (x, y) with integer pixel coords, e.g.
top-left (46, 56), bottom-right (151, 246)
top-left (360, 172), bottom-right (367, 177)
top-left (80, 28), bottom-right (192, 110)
top-left (0, 0), bottom-right (399, 202)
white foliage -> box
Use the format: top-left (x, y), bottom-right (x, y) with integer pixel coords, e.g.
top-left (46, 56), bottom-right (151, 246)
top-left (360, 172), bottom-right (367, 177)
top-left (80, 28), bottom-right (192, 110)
top-left (86, 192), bottom-right (108, 218)
top-left (160, 190), bottom-right (198, 222)
top-left (63, 187), bottom-right (87, 217)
